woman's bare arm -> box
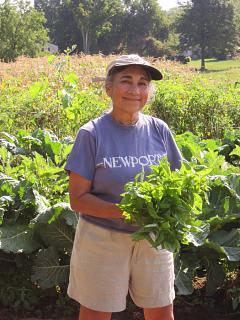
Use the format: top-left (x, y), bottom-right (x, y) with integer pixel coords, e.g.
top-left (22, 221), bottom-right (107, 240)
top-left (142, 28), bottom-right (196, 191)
top-left (69, 171), bottom-right (123, 219)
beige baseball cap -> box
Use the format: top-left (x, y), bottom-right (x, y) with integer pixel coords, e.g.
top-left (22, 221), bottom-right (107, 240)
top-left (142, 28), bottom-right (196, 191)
top-left (106, 54), bottom-right (163, 80)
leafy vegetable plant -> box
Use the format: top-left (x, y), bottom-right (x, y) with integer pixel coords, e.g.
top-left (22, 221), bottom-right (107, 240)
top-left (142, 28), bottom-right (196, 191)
top-left (119, 157), bottom-right (210, 253)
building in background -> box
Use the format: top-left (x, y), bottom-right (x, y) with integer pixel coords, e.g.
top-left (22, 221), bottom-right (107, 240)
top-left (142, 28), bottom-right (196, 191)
top-left (44, 42), bottom-right (58, 54)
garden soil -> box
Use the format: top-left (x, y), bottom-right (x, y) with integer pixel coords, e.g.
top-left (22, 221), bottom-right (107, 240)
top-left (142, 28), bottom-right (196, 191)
top-left (0, 304), bottom-right (240, 320)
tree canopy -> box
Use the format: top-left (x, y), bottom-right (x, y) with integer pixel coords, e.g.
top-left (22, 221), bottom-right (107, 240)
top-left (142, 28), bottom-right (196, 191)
top-left (0, 0), bottom-right (48, 62)
top-left (1, 0), bottom-right (239, 62)
top-left (34, 0), bottom-right (171, 56)
top-left (176, 0), bottom-right (238, 70)
top-left (69, 0), bottom-right (123, 54)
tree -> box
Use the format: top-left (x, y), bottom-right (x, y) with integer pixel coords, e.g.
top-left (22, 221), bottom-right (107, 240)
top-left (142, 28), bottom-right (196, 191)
top-left (34, 0), bottom-right (81, 52)
top-left (34, 0), bottom-right (172, 56)
top-left (230, 0), bottom-right (240, 50)
top-left (68, 0), bottom-right (123, 54)
top-left (34, 0), bottom-right (59, 40)
top-left (0, 0), bottom-right (48, 62)
top-left (176, 0), bottom-right (237, 70)
top-left (122, 0), bottom-right (169, 55)
top-left (165, 6), bottom-right (186, 58)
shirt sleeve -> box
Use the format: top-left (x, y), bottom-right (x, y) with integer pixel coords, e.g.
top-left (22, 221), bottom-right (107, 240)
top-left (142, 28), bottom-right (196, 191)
top-left (64, 129), bottom-right (96, 181)
top-left (164, 128), bottom-right (183, 171)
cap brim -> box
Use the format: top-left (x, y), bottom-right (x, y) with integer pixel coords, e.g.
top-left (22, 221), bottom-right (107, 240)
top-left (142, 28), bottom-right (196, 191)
top-left (107, 63), bottom-right (163, 81)
top-left (144, 65), bottom-right (163, 80)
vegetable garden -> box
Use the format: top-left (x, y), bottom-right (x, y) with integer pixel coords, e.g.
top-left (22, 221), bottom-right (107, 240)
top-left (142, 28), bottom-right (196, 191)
top-left (0, 54), bottom-right (240, 320)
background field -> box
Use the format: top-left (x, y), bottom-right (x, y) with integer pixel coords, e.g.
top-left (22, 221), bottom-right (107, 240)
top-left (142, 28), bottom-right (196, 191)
top-left (0, 55), bottom-right (240, 139)
top-left (189, 58), bottom-right (240, 83)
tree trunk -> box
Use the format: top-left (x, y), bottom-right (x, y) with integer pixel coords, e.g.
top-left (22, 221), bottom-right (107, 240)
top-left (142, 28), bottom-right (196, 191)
top-left (81, 27), bottom-right (90, 54)
top-left (200, 46), bottom-right (206, 71)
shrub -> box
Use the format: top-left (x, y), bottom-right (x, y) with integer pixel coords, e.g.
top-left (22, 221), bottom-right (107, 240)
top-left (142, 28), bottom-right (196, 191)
top-left (150, 79), bottom-right (240, 138)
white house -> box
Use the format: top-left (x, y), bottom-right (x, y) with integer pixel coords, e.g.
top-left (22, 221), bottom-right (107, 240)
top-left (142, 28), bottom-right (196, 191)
top-left (44, 42), bottom-right (58, 54)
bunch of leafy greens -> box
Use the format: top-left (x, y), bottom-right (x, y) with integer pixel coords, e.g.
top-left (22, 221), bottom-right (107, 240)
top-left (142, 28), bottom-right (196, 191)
top-left (119, 157), bottom-right (211, 253)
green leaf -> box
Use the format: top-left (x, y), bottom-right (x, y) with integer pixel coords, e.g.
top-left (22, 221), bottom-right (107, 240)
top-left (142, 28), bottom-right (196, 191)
top-left (32, 202), bottom-right (78, 229)
top-left (21, 135), bottom-right (42, 147)
top-left (229, 146), bottom-right (240, 157)
top-left (31, 247), bottom-right (69, 289)
top-left (61, 89), bottom-right (72, 108)
top-left (232, 297), bottom-right (240, 311)
top-left (146, 203), bottom-right (159, 218)
top-left (44, 131), bottom-right (62, 158)
top-left (50, 203), bottom-right (78, 227)
top-left (0, 195), bottom-right (14, 204)
top-left (175, 269), bottom-right (194, 295)
top-left (64, 72), bottom-right (78, 85)
top-left (0, 225), bottom-right (39, 253)
top-left (34, 189), bottom-right (49, 213)
top-left (27, 79), bottom-right (49, 100)
top-left (0, 195), bottom-right (15, 225)
top-left (218, 144), bottom-right (232, 156)
top-left (37, 217), bottom-right (74, 251)
top-left (131, 230), bottom-right (150, 241)
top-left (206, 261), bottom-right (225, 296)
top-left (202, 241), bottom-right (227, 257)
top-left (30, 129), bottom-right (62, 162)
top-left (184, 222), bottom-right (210, 247)
top-left (16, 184), bottom-right (49, 216)
top-left (0, 173), bottom-right (19, 190)
top-left (222, 247), bottom-right (240, 261)
top-left (0, 210), bottom-right (4, 225)
top-left (0, 139), bottom-right (17, 153)
top-left (47, 55), bottom-right (56, 64)
top-left (0, 132), bottom-right (18, 143)
top-left (209, 229), bottom-right (240, 247)
top-left (224, 196), bottom-right (230, 213)
top-left (162, 231), bottom-right (180, 253)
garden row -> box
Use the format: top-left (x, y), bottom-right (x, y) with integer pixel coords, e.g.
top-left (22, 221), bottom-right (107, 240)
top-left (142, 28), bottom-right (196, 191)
top-left (0, 129), bottom-right (239, 317)
top-left (0, 55), bottom-right (240, 317)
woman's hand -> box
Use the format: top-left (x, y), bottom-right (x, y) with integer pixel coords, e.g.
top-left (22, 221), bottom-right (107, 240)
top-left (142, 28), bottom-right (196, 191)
top-left (69, 171), bottom-right (123, 219)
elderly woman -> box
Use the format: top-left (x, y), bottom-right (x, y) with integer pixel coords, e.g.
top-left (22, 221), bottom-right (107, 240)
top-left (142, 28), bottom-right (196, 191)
top-left (65, 55), bottom-right (182, 320)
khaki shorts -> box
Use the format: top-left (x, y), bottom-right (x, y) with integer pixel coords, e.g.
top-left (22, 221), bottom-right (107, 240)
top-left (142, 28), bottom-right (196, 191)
top-left (68, 218), bottom-right (175, 312)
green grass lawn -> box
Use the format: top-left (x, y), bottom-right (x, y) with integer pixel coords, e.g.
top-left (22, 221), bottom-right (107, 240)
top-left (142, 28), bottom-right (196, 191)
top-left (188, 58), bottom-right (240, 84)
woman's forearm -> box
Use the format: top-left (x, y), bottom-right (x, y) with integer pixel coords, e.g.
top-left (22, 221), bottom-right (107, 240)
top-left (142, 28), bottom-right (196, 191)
top-left (70, 193), bottom-right (123, 219)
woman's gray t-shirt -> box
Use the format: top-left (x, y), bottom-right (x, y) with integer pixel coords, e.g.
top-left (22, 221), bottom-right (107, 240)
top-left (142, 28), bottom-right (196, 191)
top-left (65, 112), bottom-right (182, 233)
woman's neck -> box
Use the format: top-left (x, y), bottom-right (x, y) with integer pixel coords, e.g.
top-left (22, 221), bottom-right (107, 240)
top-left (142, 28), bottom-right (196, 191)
top-left (110, 110), bottom-right (139, 125)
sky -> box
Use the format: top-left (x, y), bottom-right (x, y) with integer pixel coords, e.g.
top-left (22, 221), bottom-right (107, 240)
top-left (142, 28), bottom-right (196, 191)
top-left (0, 0), bottom-right (180, 11)
top-left (0, 0), bottom-right (181, 12)
top-left (158, 0), bottom-right (179, 11)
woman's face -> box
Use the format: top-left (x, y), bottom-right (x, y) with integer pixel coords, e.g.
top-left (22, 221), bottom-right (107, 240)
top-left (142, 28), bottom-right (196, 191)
top-left (106, 65), bottom-right (150, 116)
